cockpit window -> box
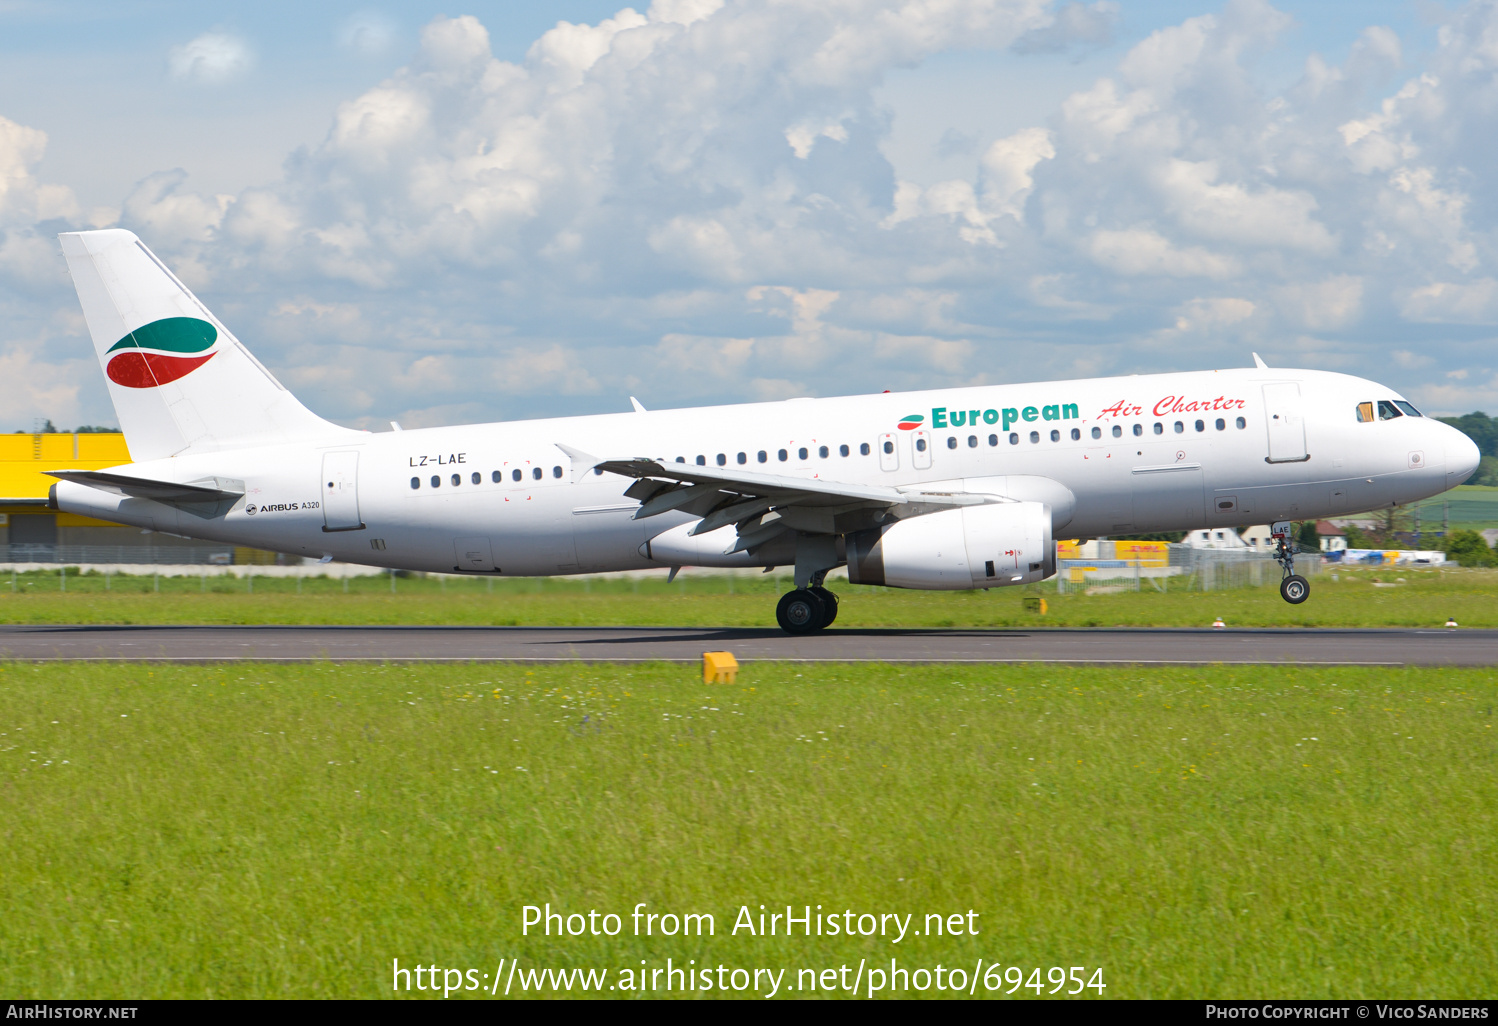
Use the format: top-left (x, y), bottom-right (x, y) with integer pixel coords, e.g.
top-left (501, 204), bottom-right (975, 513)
top-left (1377, 400), bottom-right (1403, 420)
top-left (1394, 400), bottom-right (1423, 417)
top-left (1356, 402), bottom-right (1374, 423)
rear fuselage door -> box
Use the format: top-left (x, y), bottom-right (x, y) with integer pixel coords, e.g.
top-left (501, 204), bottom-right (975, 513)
top-left (878, 432), bottom-right (900, 472)
top-left (1262, 383), bottom-right (1308, 463)
top-left (321, 451), bottom-right (364, 531)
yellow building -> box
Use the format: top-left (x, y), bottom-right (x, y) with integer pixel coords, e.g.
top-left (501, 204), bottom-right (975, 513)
top-left (0, 433), bottom-right (235, 563)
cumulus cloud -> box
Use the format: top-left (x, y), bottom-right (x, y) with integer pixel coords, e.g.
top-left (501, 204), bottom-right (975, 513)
top-left (338, 12), bottom-right (400, 57)
top-left (169, 32), bottom-right (254, 84)
top-left (14, 0), bottom-right (1498, 428)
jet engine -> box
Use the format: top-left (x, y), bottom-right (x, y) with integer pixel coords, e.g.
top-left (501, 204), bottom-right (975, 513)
top-left (845, 501), bottom-right (1054, 590)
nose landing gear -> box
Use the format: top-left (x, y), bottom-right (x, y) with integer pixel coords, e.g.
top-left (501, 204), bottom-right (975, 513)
top-left (1272, 520), bottom-right (1310, 604)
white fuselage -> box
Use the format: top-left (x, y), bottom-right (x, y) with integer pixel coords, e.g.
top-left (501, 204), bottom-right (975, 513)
top-left (53, 367), bottom-right (1478, 578)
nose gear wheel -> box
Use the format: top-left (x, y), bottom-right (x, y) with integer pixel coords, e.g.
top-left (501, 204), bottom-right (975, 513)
top-left (1270, 521), bottom-right (1311, 605)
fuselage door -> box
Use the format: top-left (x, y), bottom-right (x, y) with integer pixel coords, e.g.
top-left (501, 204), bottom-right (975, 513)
top-left (1262, 383), bottom-right (1308, 463)
top-left (878, 432), bottom-right (900, 472)
top-left (321, 451), bottom-right (364, 531)
top-left (912, 429), bottom-right (932, 470)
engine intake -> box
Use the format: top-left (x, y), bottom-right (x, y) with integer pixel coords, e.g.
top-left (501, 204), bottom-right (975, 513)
top-left (846, 502), bottom-right (1054, 590)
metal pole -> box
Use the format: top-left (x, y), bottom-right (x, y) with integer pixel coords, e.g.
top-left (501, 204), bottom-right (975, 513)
top-left (390, 567), bottom-right (396, 593)
top-left (60, 565), bottom-right (65, 592)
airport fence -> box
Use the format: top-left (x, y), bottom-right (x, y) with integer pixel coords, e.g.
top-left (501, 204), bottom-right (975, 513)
top-left (1, 544), bottom-right (236, 565)
top-left (1055, 544), bottom-right (1323, 595)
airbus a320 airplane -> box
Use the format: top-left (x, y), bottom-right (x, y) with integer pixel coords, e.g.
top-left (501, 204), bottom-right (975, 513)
top-left (47, 230), bottom-right (1481, 632)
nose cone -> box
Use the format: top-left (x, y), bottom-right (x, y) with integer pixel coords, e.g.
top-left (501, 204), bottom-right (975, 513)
top-left (1446, 429), bottom-right (1481, 487)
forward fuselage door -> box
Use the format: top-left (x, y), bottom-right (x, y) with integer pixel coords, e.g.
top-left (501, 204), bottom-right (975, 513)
top-left (1263, 383), bottom-right (1309, 463)
top-left (878, 432), bottom-right (900, 472)
top-left (912, 429), bottom-right (932, 470)
top-left (321, 451), bottom-right (364, 531)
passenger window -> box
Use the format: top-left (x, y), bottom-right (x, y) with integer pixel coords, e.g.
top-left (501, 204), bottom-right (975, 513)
top-left (968, 435), bottom-right (978, 447)
top-left (779, 449), bottom-right (789, 461)
top-left (553, 466), bottom-right (562, 478)
top-left (512, 469), bottom-right (522, 482)
top-left (737, 452), bottom-right (747, 464)
top-left (947, 436), bottom-right (957, 449)
top-left (989, 434), bottom-right (999, 446)
top-left (1356, 402), bottom-right (1374, 422)
top-left (1235, 417), bottom-right (1246, 429)
top-left (492, 471), bottom-right (502, 483)
top-left (532, 467), bottom-right (542, 480)
top-left (1395, 401), bottom-right (1422, 417)
top-left (758, 450), bottom-right (768, 463)
top-left (839, 444), bottom-right (850, 457)
top-left (881, 441), bottom-right (892, 455)
top-left (1029, 431), bottom-right (1040, 444)
top-left (696, 455), bottom-right (706, 465)
top-left (675, 457), bottom-right (685, 463)
top-left (1112, 425), bottom-right (1122, 438)
top-left (798, 447), bottom-right (808, 460)
top-left (1215, 418), bottom-right (1225, 430)
top-left (431, 475), bottom-right (440, 488)
top-left (818, 445), bottom-right (829, 458)
top-left (471, 472), bottom-right (481, 485)
top-left (451, 473), bottom-right (461, 486)
top-left (1173, 421), bottom-right (1184, 433)
top-left (1070, 428), bottom-right (1080, 441)
top-left (1091, 427), bottom-right (1101, 439)
top-left (1133, 424), bottom-right (1143, 437)
top-left (1049, 430), bottom-right (1059, 442)
top-left (1378, 401), bottom-right (1402, 420)
top-left (1152, 423), bottom-right (1163, 435)
top-left (1009, 433), bottom-right (1019, 445)
top-left (716, 453), bottom-right (726, 466)
top-left (915, 438), bottom-right (927, 452)
top-left (860, 443), bottom-right (870, 456)
top-left (410, 477), bottom-right (420, 490)
top-left (1194, 420), bottom-right (1204, 432)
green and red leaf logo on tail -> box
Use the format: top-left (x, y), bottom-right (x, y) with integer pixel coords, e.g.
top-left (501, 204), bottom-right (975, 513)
top-left (106, 317), bottom-right (218, 388)
top-left (896, 414), bottom-right (924, 431)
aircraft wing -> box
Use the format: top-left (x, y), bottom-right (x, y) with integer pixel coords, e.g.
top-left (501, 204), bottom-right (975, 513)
top-left (46, 469), bottom-right (244, 519)
top-left (556, 444), bottom-right (994, 551)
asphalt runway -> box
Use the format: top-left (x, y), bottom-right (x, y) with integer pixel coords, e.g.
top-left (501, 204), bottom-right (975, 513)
top-left (1, 624), bottom-right (1497, 665)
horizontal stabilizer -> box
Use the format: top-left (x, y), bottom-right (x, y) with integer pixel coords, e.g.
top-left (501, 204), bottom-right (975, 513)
top-left (46, 469), bottom-right (244, 519)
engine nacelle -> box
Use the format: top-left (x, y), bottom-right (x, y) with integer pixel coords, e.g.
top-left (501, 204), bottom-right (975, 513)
top-left (846, 501), bottom-right (1054, 590)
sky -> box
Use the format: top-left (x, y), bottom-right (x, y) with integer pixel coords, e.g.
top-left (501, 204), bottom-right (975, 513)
top-left (1, 0), bottom-right (1496, 433)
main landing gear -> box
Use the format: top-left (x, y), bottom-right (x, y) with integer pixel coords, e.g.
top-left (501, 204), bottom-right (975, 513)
top-left (1271, 520), bottom-right (1310, 605)
top-left (775, 585), bottom-right (839, 633)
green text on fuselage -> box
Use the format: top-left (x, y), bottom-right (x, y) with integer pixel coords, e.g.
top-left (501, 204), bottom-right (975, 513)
top-left (932, 403), bottom-right (1079, 432)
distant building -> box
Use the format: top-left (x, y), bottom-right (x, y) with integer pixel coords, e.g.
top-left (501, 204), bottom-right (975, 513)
top-left (0, 432), bottom-right (244, 564)
top-left (1183, 527), bottom-right (1250, 550)
top-left (1316, 520), bottom-right (1347, 552)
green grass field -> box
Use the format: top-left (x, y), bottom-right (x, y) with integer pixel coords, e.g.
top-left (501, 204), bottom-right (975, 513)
top-left (1410, 484), bottom-right (1498, 531)
top-left (2, 661), bottom-right (1493, 998)
top-left (2, 564), bottom-right (1496, 628)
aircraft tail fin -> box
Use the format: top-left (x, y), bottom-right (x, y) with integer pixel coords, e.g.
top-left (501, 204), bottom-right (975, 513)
top-left (58, 229), bottom-right (354, 462)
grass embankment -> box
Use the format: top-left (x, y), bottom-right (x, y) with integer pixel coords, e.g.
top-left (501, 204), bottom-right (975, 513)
top-left (0, 566), bottom-right (1495, 628)
top-left (2, 661), bottom-right (1494, 998)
